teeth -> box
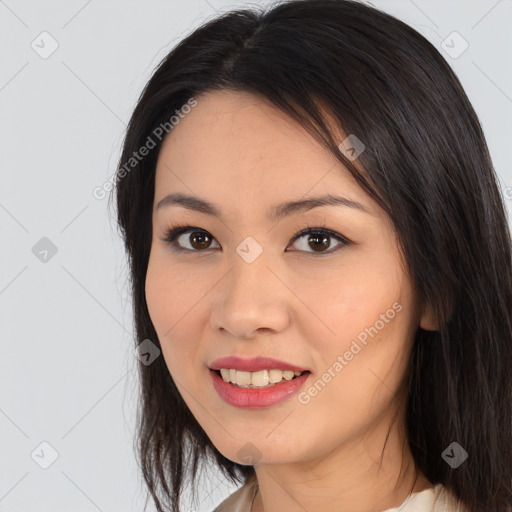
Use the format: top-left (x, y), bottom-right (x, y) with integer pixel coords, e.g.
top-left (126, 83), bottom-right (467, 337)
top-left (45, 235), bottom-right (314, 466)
top-left (268, 369), bottom-right (284, 384)
top-left (251, 370), bottom-right (269, 386)
top-left (235, 371), bottom-right (251, 386)
top-left (218, 368), bottom-right (304, 388)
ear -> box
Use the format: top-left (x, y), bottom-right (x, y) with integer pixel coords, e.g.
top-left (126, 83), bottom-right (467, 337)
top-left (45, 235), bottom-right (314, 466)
top-left (419, 298), bottom-right (438, 331)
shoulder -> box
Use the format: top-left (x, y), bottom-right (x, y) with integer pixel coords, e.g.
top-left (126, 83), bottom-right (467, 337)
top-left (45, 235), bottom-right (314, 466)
top-left (383, 483), bottom-right (468, 512)
top-left (435, 484), bottom-right (468, 512)
top-left (212, 479), bottom-right (467, 512)
top-left (213, 474), bottom-right (258, 512)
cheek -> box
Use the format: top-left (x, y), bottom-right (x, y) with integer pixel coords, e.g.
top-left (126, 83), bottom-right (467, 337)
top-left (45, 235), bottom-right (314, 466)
top-left (145, 248), bottom-right (200, 332)
top-left (144, 252), bottom-right (201, 369)
top-left (300, 256), bottom-right (412, 396)
top-left (145, 256), bottom-right (173, 335)
top-left (306, 261), bottom-right (395, 343)
top-left (295, 308), bottom-right (413, 454)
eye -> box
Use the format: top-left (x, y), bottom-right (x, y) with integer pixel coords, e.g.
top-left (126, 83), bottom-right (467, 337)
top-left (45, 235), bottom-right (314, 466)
top-left (286, 223), bottom-right (350, 255)
top-left (162, 224), bottom-right (221, 252)
top-left (161, 222), bottom-right (351, 255)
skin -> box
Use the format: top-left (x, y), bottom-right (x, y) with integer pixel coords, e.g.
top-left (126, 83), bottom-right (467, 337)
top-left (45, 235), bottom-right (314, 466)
top-left (145, 89), bottom-right (436, 512)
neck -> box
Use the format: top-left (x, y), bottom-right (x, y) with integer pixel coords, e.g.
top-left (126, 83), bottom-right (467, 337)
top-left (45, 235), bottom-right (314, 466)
top-left (250, 411), bottom-right (431, 512)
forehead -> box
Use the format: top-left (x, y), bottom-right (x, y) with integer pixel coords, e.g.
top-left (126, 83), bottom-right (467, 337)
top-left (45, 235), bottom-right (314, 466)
top-left (154, 90), bottom-right (370, 214)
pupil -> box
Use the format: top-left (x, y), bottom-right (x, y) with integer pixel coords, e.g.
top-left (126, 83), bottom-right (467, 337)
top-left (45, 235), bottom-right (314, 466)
top-left (191, 232), bottom-right (210, 249)
top-left (309, 234), bottom-right (330, 252)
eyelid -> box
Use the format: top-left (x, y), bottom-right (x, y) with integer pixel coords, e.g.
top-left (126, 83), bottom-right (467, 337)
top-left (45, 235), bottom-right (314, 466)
top-left (161, 225), bottom-right (221, 251)
top-left (287, 223), bottom-right (351, 254)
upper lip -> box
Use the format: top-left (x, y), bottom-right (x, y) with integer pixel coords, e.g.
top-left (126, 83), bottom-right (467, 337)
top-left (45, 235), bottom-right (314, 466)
top-left (209, 356), bottom-right (310, 373)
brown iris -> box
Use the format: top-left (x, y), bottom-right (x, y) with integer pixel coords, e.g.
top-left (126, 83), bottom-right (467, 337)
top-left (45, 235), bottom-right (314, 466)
top-left (307, 233), bottom-right (331, 252)
top-left (188, 231), bottom-right (212, 250)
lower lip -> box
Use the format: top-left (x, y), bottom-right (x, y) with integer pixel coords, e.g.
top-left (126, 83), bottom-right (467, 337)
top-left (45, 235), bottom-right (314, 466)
top-left (210, 369), bottom-right (310, 409)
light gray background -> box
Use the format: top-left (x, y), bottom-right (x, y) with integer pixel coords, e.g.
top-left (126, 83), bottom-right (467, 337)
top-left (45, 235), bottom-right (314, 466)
top-left (1, 0), bottom-right (511, 510)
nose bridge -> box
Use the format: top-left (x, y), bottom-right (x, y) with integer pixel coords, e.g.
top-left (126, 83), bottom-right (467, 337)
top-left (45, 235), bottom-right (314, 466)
top-left (210, 241), bottom-right (290, 337)
top-left (229, 246), bottom-right (272, 301)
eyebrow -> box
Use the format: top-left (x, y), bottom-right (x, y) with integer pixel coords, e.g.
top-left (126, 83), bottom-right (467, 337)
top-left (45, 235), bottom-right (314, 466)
top-left (156, 192), bottom-right (370, 222)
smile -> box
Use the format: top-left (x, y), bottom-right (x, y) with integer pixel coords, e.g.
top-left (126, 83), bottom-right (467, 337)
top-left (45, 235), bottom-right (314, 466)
top-left (218, 368), bottom-right (305, 388)
top-left (210, 369), bottom-right (311, 409)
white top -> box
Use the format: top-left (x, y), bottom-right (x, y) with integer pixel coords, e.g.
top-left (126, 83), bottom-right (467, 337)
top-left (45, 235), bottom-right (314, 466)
top-left (213, 475), bottom-right (466, 512)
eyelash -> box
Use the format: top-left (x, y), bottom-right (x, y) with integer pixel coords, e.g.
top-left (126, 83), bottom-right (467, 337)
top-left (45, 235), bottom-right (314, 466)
top-left (161, 222), bottom-right (351, 256)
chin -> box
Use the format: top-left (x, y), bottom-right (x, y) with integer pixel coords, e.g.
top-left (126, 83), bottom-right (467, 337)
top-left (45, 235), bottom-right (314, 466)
top-left (213, 438), bottom-right (303, 467)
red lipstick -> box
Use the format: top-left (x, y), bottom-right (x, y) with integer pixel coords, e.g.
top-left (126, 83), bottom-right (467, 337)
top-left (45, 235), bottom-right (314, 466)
top-left (209, 356), bottom-right (311, 409)
top-left (209, 356), bottom-right (309, 373)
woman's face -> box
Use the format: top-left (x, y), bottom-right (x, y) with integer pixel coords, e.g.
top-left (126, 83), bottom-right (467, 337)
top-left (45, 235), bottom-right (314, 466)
top-left (145, 89), bottom-right (432, 466)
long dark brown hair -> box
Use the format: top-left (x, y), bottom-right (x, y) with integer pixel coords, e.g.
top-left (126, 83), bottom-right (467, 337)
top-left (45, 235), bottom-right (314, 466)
top-left (111, 1), bottom-right (512, 511)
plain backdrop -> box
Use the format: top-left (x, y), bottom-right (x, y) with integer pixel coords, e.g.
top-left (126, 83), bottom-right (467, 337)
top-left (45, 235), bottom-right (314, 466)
top-left (1, 0), bottom-right (511, 510)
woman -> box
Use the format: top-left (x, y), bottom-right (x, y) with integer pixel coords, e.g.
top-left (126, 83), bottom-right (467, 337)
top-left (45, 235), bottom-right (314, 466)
top-left (112, 1), bottom-right (512, 511)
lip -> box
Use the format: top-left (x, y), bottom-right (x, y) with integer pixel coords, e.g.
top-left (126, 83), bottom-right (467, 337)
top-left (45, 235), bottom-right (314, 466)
top-left (210, 369), bottom-right (311, 409)
top-left (209, 356), bottom-right (309, 373)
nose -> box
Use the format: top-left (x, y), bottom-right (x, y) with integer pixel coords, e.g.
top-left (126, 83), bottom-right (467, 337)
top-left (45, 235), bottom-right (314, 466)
top-left (209, 249), bottom-right (291, 339)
